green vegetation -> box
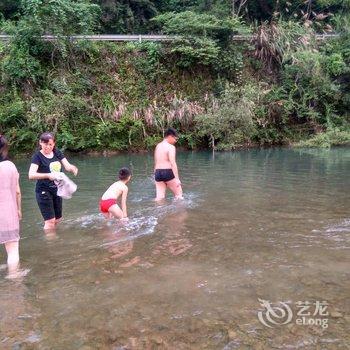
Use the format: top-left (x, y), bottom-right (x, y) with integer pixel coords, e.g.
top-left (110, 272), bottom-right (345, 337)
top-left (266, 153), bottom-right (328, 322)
top-left (0, 0), bottom-right (349, 153)
top-left (295, 128), bottom-right (350, 147)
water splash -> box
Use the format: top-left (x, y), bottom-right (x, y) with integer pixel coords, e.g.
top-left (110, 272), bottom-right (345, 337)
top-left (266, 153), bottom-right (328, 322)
top-left (64, 213), bottom-right (107, 229)
top-left (325, 219), bottom-right (350, 233)
top-left (313, 219), bottom-right (350, 249)
top-left (64, 192), bottom-right (200, 250)
top-left (100, 215), bottom-right (159, 248)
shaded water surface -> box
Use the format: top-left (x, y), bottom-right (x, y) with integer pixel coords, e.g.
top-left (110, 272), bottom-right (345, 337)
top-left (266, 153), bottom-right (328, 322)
top-left (0, 148), bottom-right (349, 349)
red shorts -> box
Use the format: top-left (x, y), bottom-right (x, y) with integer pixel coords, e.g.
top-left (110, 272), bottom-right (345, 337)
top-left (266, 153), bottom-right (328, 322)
top-left (99, 198), bottom-right (117, 213)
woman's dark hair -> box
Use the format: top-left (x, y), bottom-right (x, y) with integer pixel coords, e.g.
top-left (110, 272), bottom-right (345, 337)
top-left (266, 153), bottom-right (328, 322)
top-left (0, 134), bottom-right (9, 162)
top-left (39, 132), bottom-right (55, 143)
top-left (119, 167), bottom-right (132, 180)
top-left (38, 132), bottom-right (57, 152)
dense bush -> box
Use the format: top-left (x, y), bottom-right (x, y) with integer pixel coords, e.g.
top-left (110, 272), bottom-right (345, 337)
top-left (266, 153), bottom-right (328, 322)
top-left (152, 11), bottom-right (250, 70)
top-left (295, 128), bottom-right (350, 148)
top-left (0, 2), bottom-right (349, 153)
top-left (195, 83), bottom-right (263, 150)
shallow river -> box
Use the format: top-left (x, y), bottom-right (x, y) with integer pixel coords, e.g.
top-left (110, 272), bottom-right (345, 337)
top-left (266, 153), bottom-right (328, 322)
top-left (0, 148), bottom-right (349, 349)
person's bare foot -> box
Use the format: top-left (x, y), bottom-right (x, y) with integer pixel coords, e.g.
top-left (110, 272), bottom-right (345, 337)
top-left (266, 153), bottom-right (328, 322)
top-left (6, 268), bottom-right (30, 280)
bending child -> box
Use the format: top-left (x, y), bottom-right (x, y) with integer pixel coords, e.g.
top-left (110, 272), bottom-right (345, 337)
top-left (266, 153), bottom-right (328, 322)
top-left (100, 167), bottom-right (131, 221)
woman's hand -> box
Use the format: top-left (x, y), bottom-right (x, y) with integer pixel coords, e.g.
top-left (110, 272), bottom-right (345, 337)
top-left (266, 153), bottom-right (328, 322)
top-left (18, 209), bottom-right (22, 220)
top-left (70, 165), bottom-right (78, 176)
top-left (48, 173), bottom-right (58, 181)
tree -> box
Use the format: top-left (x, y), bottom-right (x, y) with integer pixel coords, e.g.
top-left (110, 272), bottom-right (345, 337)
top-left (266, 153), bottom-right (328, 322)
top-left (0, 0), bottom-right (101, 86)
top-left (94, 0), bottom-right (158, 33)
top-left (152, 11), bottom-right (248, 68)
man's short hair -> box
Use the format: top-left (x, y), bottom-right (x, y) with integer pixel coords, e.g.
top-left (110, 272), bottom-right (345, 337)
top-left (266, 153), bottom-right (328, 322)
top-left (164, 128), bottom-right (178, 138)
top-left (119, 167), bottom-right (131, 180)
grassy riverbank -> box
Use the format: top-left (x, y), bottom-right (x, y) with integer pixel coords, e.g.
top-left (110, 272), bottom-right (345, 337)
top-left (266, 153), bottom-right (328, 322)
top-left (1, 3), bottom-right (349, 153)
top-left (294, 129), bottom-right (350, 148)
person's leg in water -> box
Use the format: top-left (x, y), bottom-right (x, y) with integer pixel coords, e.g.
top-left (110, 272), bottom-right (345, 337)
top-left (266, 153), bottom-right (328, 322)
top-left (108, 203), bottom-right (124, 220)
top-left (36, 191), bottom-right (58, 231)
top-left (5, 241), bottom-right (29, 279)
top-left (166, 178), bottom-right (183, 199)
top-left (44, 218), bottom-right (56, 230)
top-left (5, 241), bottom-right (19, 275)
top-left (155, 181), bottom-right (167, 201)
top-left (43, 218), bottom-right (57, 240)
top-left (53, 194), bottom-right (62, 227)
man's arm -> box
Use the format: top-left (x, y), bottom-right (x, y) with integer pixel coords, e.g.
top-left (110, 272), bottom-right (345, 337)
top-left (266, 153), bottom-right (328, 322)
top-left (154, 144), bottom-right (159, 171)
top-left (169, 146), bottom-right (180, 183)
top-left (121, 187), bottom-right (128, 218)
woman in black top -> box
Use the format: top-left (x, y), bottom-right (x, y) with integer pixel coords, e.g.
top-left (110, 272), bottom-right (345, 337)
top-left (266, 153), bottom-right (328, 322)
top-left (28, 132), bottom-right (78, 231)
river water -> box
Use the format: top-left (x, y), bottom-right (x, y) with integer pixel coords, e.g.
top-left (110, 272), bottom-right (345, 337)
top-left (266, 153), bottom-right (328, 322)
top-left (0, 148), bottom-right (349, 349)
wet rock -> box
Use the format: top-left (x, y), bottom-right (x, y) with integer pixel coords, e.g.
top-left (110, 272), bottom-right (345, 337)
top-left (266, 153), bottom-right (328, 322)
top-left (228, 329), bottom-right (237, 339)
top-left (120, 256), bottom-right (140, 268)
top-left (152, 335), bottom-right (164, 345)
top-left (17, 314), bottom-right (33, 320)
top-left (155, 325), bottom-right (168, 331)
top-left (223, 340), bottom-right (241, 350)
top-left (255, 343), bottom-right (267, 350)
top-left (128, 337), bottom-right (138, 347)
top-left (25, 333), bottom-right (41, 343)
top-left (202, 318), bottom-right (213, 326)
top-left (108, 333), bottom-right (119, 343)
top-left (12, 343), bottom-right (22, 350)
top-left (330, 311), bottom-right (343, 318)
top-left (212, 331), bottom-right (227, 345)
top-left (1, 337), bottom-right (10, 344)
top-left (138, 262), bottom-right (154, 268)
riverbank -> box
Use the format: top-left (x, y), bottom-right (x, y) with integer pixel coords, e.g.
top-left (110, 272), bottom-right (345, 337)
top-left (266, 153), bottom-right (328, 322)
top-left (1, 34), bottom-right (349, 154)
top-left (11, 130), bottom-right (350, 161)
top-left (293, 129), bottom-right (350, 148)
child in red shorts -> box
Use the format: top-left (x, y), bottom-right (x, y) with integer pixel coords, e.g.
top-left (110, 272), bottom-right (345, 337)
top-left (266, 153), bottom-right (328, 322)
top-left (100, 167), bottom-right (131, 220)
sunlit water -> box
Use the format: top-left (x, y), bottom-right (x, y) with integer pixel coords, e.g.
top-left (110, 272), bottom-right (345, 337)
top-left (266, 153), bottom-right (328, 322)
top-left (0, 148), bottom-right (349, 349)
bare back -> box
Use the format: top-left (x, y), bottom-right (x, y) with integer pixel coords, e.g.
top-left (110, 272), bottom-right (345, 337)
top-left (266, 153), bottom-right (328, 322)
top-left (102, 181), bottom-right (126, 201)
top-left (154, 140), bottom-right (175, 169)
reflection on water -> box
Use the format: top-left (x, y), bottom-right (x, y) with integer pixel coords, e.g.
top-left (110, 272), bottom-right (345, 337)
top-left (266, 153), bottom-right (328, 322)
top-left (0, 148), bottom-right (349, 348)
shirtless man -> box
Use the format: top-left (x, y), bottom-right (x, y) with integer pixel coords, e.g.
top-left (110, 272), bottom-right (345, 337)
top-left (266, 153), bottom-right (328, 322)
top-left (154, 128), bottom-right (183, 201)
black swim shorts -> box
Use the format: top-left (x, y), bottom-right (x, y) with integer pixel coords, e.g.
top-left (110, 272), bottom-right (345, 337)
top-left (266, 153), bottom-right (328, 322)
top-left (154, 169), bottom-right (175, 182)
top-left (36, 190), bottom-right (62, 221)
